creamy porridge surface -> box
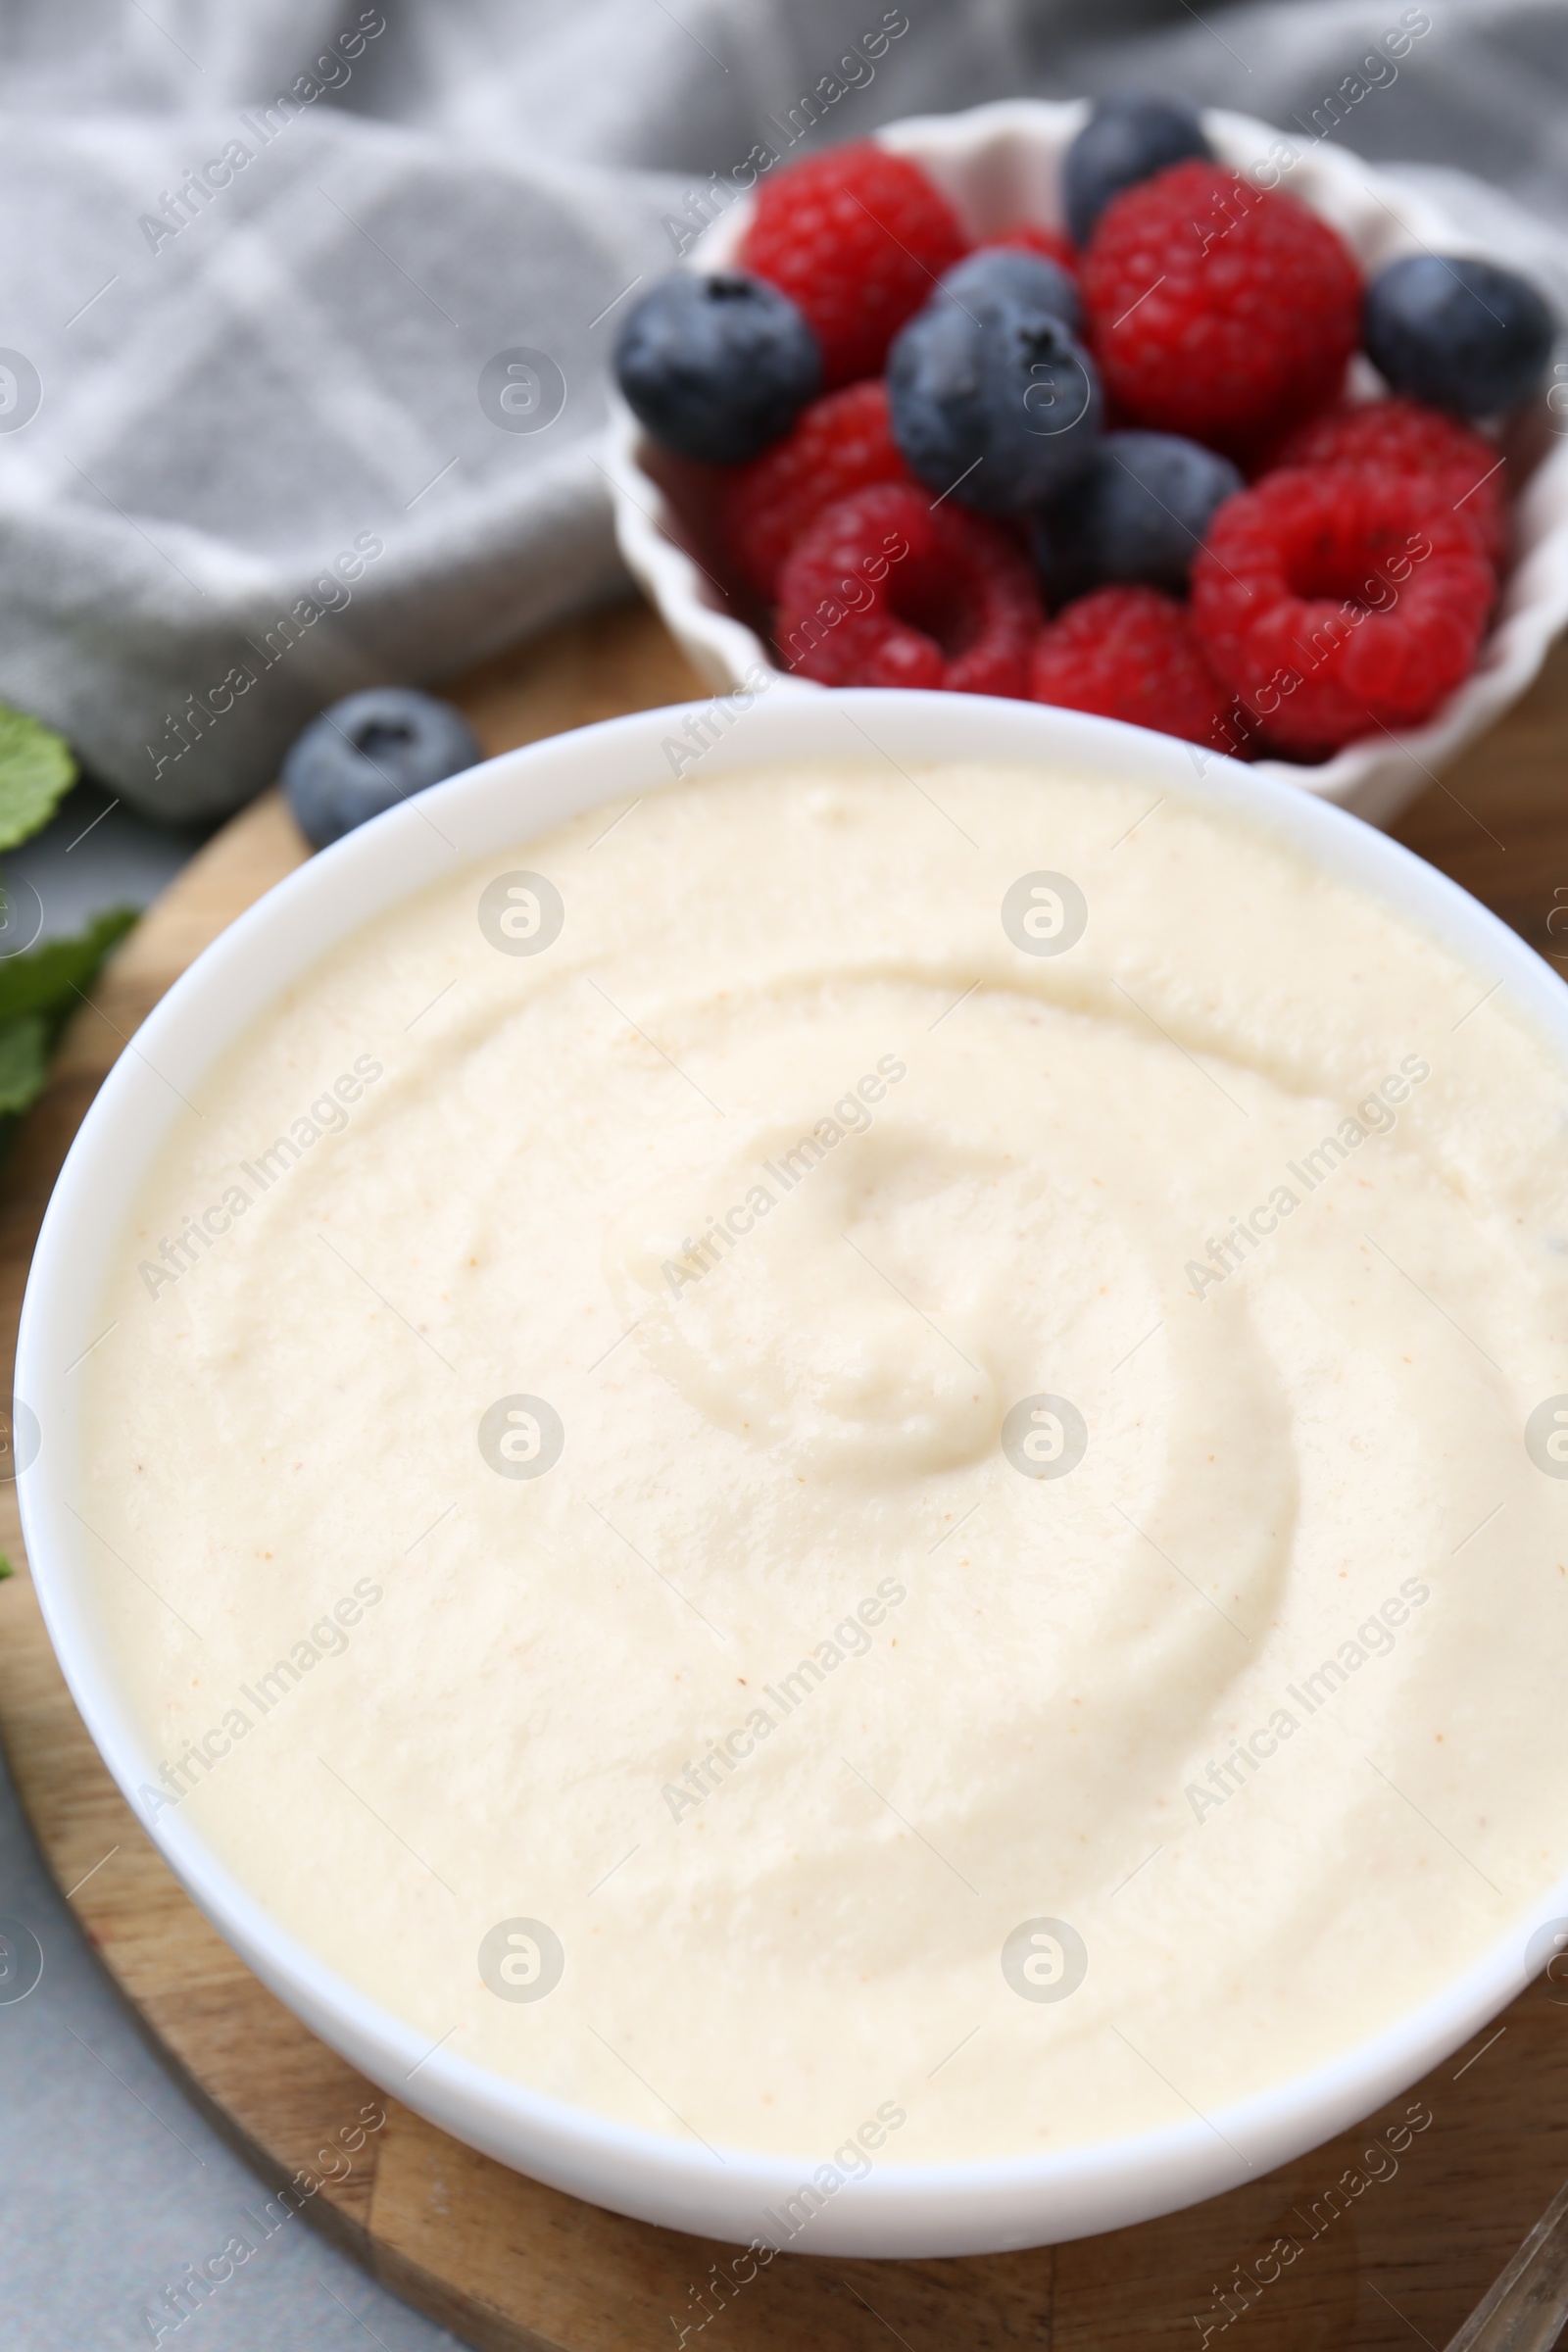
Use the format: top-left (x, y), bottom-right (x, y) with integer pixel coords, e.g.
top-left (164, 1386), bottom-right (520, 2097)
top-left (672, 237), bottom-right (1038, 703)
top-left (82, 760), bottom-right (1568, 2166)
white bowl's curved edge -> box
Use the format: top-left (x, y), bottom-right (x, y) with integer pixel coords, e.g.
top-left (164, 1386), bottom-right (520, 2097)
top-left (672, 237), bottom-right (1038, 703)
top-left (606, 97), bottom-right (1568, 834)
top-left (17, 689), bottom-right (1568, 2257)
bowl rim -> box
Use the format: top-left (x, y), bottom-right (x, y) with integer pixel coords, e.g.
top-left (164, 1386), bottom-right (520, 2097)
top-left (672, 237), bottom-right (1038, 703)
top-left (18, 685), bottom-right (1568, 2257)
top-left (602, 94), bottom-right (1568, 834)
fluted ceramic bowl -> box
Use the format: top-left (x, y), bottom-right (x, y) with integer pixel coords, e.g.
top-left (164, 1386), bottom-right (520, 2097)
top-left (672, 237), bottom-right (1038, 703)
top-left (604, 98), bottom-right (1568, 829)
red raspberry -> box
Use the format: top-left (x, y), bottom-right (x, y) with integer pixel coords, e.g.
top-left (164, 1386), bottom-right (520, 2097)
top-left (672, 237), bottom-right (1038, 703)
top-left (1029, 586), bottom-right (1238, 748)
top-left (775, 483), bottom-right (1040, 696)
top-left (982, 220), bottom-right (1079, 275)
top-left (1274, 399), bottom-right (1508, 568)
top-left (1191, 466), bottom-right (1495, 757)
top-left (741, 144), bottom-right (969, 387)
top-left (719, 381), bottom-right (910, 600)
top-left (1082, 162), bottom-right (1361, 457)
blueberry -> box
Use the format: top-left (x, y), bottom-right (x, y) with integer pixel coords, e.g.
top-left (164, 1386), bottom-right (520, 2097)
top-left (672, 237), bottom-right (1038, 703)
top-left (1363, 254), bottom-right (1555, 417)
top-left (1063, 95), bottom-right (1211, 249)
top-left (1035, 430), bottom-right (1244, 602)
top-left (937, 249), bottom-right (1082, 334)
top-left (888, 295), bottom-right (1103, 514)
top-left (283, 688), bottom-right (481, 850)
top-left (613, 270), bottom-right (821, 465)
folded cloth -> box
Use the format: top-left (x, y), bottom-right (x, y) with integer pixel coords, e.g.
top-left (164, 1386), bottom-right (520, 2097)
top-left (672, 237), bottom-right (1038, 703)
top-left (0, 0), bottom-right (1564, 819)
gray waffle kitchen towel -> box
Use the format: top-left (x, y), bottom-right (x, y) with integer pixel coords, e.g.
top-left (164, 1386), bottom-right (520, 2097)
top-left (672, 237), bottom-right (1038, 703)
top-left (2, 0), bottom-right (1567, 820)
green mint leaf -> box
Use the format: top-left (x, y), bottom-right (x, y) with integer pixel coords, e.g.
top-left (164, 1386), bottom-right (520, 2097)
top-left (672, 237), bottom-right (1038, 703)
top-left (0, 703), bottom-right (75, 853)
top-left (0, 904), bottom-right (138, 1153)
top-left (0, 905), bottom-right (138, 1029)
top-left (0, 1012), bottom-right (48, 1116)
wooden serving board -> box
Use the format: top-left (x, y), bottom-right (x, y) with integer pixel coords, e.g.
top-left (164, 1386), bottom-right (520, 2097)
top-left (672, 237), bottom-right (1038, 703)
top-left (5, 599), bottom-right (1568, 2352)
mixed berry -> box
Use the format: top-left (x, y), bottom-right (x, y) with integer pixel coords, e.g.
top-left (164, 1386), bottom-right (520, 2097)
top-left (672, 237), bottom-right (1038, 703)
top-left (613, 100), bottom-right (1558, 761)
top-left (283, 688), bottom-right (479, 849)
top-left (776, 483), bottom-right (1041, 697)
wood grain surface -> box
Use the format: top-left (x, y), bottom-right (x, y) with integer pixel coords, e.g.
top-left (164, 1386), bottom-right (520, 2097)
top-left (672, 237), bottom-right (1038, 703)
top-left (3, 598), bottom-right (1568, 2352)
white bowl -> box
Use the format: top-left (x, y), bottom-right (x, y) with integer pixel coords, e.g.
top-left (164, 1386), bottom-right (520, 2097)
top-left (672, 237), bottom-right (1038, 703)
top-left (604, 99), bottom-right (1568, 830)
top-left (19, 689), bottom-right (1568, 2256)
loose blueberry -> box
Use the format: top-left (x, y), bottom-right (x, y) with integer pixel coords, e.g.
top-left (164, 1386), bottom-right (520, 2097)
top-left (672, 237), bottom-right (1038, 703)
top-left (888, 295), bottom-right (1103, 515)
top-left (613, 270), bottom-right (821, 465)
top-left (283, 688), bottom-right (480, 850)
top-left (937, 248), bottom-right (1082, 333)
top-left (1363, 254), bottom-right (1555, 417)
top-left (1062, 94), bottom-right (1211, 250)
top-left (1036, 430), bottom-right (1244, 602)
